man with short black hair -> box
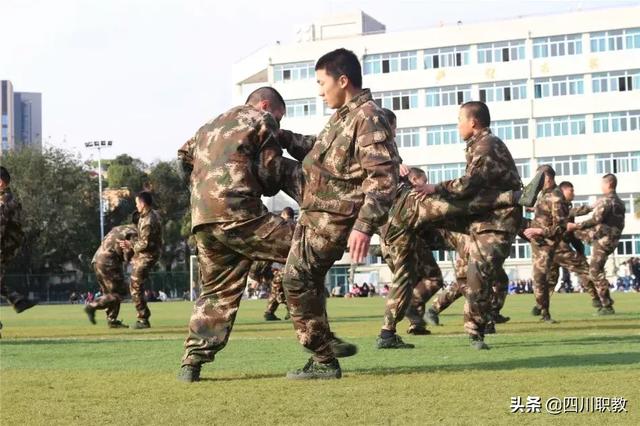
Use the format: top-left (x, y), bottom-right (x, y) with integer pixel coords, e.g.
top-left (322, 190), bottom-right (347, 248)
top-left (119, 191), bottom-right (163, 329)
top-left (415, 101), bottom-right (534, 349)
top-left (0, 166), bottom-right (37, 329)
top-left (524, 165), bottom-right (568, 323)
top-left (278, 48), bottom-right (399, 378)
top-left (176, 86), bottom-right (303, 382)
top-left (569, 173), bottom-right (625, 314)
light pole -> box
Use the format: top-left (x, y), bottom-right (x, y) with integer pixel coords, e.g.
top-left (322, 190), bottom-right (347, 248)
top-left (85, 140), bottom-right (113, 239)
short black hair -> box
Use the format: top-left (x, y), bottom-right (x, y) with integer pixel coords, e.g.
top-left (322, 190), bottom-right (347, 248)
top-left (245, 86), bottom-right (286, 110)
top-left (558, 181), bottom-right (574, 190)
top-left (409, 167), bottom-right (426, 181)
top-left (0, 166), bottom-right (10, 185)
top-left (136, 191), bottom-right (153, 207)
top-left (382, 108), bottom-right (396, 126)
top-left (461, 101), bottom-right (491, 128)
top-left (315, 48), bottom-right (362, 89)
top-left (281, 207), bottom-right (294, 219)
top-left (603, 173), bottom-right (617, 189)
top-left (537, 164), bottom-right (556, 179)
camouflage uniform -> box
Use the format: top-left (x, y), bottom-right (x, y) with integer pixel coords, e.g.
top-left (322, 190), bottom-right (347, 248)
top-left (0, 187), bottom-right (25, 307)
top-left (179, 104), bottom-right (301, 367)
top-left (546, 204), bottom-right (599, 303)
top-left (433, 128), bottom-right (522, 338)
top-left (89, 225), bottom-right (138, 322)
top-left (129, 208), bottom-right (163, 321)
top-left (380, 187), bottom-right (513, 333)
top-left (574, 191), bottom-right (626, 308)
top-left (265, 268), bottom-right (288, 316)
top-left (530, 185), bottom-right (569, 318)
top-left (278, 89), bottom-right (399, 363)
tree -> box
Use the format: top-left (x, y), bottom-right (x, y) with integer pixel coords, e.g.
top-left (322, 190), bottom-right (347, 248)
top-left (106, 154), bottom-right (147, 193)
top-left (147, 161), bottom-right (191, 271)
top-left (2, 147), bottom-right (101, 273)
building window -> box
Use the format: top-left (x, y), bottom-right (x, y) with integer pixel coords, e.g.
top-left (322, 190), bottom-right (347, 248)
top-left (425, 85), bottom-right (472, 107)
top-left (477, 39), bottom-right (525, 63)
top-left (424, 162), bottom-right (466, 183)
top-left (534, 75), bottom-right (584, 98)
top-left (592, 69), bottom-right (640, 93)
top-left (426, 124), bottom-right (460, 146)
top-left (510, 237), bottom-right (532, 259)
top-left (593, 110), bottom-right (640, 133)
top-left (424, 45), bottom-right (470, 69)
top-left (536, 115), bottom-right (586, 138)
top-left (590, 28), bottom-right (640, 52)
top-left (286, 98), bottom-right (316, 117)
top-left (515, 158), bottom-right (532, 179)
top-left (618, 193), bottom-right (638, 215)
top-left (595, 151), bottom-right (640, 174)
top-left (326, 266), bottom-right (349, 293)
top-left (363, 51), bottom-right (418, 74)
top-left (493, 119), bottom-right (529, 141)
top-left (396, 127), bottom-right (421, 148)
top-left (479, 80), bottom-right (527, 102)
top-left (533, 34), bottom-right (583, 58)
top-left (373, 90), bottom-right (419, 110)
top-left (616, 234), bottom-right (640, 256)
top-left (273, 61), bottom-right (315, 82)
top-left (538, 155), bottom-right (588, 176)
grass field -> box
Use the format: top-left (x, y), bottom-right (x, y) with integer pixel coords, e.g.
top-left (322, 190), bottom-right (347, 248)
top-left (1, 292), bottom-right (639, 425)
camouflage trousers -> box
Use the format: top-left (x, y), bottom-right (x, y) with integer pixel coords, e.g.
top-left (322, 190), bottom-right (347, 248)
top-left (282, 223), bottom-right (349, 363)
top-left (531, 241), bottom-right (557, 317)
top-left (90, 259), bottom-right (128, 322)
top-left (546, 241), bottom-right (598, 302)
top-left (574, 229), bottom-right (618, 308)
top-left (0, 258), bottom-right (27, 309)
top-left (381, 232), bottom-right (443, 332)
top-left (380, 190), bottom-right (513, 334)
top-left (464, 231), bottom-right (514, 337)
top-left (130, 254), bottom-right (158, 321)
top-left (265, 270), bottom-right (288, 315)
top-left (181, 214), bottom-right (294, 366)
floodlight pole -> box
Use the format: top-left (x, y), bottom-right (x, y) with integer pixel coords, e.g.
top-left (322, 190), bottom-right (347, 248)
top-left (85, 141), bottom-right (113, 240)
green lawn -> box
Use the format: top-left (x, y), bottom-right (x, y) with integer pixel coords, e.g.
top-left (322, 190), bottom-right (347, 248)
top-left (1, 293), bottom-right (639, 425)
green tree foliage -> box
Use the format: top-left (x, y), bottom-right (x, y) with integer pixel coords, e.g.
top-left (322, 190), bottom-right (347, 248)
top-left (106, 154), bottom-right (148, 193)
top-left (1, 147), bottom-right (101, 273)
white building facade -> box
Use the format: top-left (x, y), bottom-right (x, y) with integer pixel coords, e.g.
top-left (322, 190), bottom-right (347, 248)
top-left (233, 7), bottom-right (640, 291)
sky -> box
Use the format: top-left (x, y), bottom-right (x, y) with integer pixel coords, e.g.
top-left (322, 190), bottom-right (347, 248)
top-left (1, 0), bottom-right (638, 164)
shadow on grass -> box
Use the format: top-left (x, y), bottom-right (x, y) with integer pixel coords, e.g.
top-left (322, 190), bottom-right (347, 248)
top-left (349, 351), bottom-right (640, 376)
top-left (493, 334), bottom-right (640, 348)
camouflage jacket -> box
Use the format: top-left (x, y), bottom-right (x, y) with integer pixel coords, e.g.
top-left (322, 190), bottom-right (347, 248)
top-left (249, 260), bottom-right (273, 281)
top-left (531, 186), bottom-right (569, 246)
top-left (278, 89), bottom-right (399, 237)
top-left (568, 204), bottom-right (593, 222)
top-left (92, 224), bottom-right (138, 264)
top-left (435, 128), bottom-right (522, 234)
top-left (178, 104), bottom-right (301, 230)
top-left (0, 187), bottom-right (24, 262)
top-left (575, 191), bottom-right (625, 239)
top-left (134, 208), bottom-right (163, 259)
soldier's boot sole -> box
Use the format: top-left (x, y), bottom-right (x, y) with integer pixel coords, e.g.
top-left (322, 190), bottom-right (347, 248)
top-left (407, 327), bottom-right (431, 335)
top-left (518, 170), bottom-right (545, 207)
top-left (14, 299), bottom-right (38, 314)
top-left (84, 305), bottom-right (97, 325)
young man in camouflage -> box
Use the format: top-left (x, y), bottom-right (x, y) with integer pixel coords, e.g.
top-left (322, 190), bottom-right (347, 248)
top-left (415, 101), bottom-right (535, 349)
top-left (119, 191), bottom-right (163, 329)
top-left (378, 173), bottom-right (516, 348)
top-left (277, 49), bottom-right (399, 379)
top-left (176, 87), bottom-right (304, 382)
top-left (539, 181), bottom-right (600, 313)
top-left (263, 207), bottom-right (295, 321)
top-left (569, 174), bottom-right (625, 315)
top-left (84, 223), bottom-right (139, 328)
top-left (523, 165), bottom-right (568, 324)
top-left (0, 166), bottom-right (37, 336)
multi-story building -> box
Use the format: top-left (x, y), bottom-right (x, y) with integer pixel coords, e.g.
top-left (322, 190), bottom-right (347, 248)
top-left (0, 80), bottom-right (42, 156)
top-left (233, 7), bottom-right (640, 291)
